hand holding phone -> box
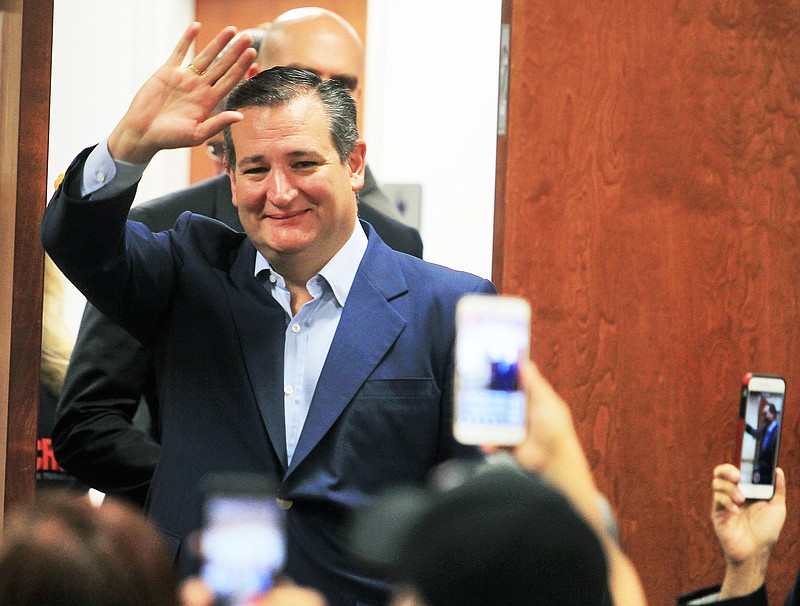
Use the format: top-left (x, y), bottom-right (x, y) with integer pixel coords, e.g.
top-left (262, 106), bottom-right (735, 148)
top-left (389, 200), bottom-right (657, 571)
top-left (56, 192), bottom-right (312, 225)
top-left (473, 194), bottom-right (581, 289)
top-left (735, 373), bottom-right (786, 500)
top-left (453, 294), bottom-right (531, 446)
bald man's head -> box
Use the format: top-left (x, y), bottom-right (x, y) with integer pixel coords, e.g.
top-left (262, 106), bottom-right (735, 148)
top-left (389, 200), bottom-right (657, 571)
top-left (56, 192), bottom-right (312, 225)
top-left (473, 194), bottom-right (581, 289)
top-left (257, 7), bottom-right (364, 100)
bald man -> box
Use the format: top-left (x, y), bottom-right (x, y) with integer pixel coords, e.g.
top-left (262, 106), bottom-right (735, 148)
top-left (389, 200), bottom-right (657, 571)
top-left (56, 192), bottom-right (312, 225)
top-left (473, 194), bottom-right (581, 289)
top-left (53, 9), bottom-right (423, 507)
top-left (259, 8), bottom-right (408, 224)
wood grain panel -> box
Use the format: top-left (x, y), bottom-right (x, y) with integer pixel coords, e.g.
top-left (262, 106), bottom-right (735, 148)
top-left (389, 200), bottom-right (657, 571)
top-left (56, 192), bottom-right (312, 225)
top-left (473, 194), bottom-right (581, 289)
top-left (0, 0), bottom-right (52, 519)
top-left (499, 1), bottom-right (800, 602)
top-left (192, 0), bottom-right (367, 184)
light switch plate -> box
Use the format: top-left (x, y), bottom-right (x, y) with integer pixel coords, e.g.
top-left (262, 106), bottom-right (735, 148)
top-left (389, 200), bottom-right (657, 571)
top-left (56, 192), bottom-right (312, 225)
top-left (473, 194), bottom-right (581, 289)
top-left (382, 183), bottom-right (422, 229)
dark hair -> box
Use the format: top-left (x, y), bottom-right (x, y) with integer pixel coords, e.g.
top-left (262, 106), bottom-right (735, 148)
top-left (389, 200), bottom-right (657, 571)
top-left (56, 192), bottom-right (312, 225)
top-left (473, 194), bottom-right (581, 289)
top-left (223, 66), bottom-right (358, 169)
top-left (350, 466), bottom-right (609, 606)
top-left (0, 491), bottom-right (179, 606)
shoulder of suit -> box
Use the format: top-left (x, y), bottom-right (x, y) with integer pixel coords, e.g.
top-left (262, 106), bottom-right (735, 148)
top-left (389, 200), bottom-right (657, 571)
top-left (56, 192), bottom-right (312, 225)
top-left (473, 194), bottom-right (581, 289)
top-left (129, 174), bottom-right (231, 231)
top-left (168, 211), bottom-right (248, 268)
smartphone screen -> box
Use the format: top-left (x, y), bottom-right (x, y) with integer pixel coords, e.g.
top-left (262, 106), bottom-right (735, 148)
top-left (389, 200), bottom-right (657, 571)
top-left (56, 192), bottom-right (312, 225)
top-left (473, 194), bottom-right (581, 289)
top-left (737, 374), bottom-right (786, 500)
top-left (453, 294), bottom-right (531, 445)
top-left (200, 475), bottom-right (286, 605)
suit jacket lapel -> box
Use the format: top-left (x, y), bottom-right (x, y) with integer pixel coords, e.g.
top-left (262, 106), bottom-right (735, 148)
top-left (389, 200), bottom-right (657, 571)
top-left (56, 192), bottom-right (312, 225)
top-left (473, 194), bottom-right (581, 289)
top-left (287, 230), bottom-right (409, 475)
top-left (224, 239), bottom-right (289, 470)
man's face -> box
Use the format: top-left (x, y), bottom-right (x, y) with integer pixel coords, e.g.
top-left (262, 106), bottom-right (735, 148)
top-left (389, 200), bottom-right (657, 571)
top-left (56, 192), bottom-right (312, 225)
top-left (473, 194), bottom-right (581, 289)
top-left (226, 95), bottom-right (365, 271)
top-left (263, 23), bottom-right (364, 101)
top-left (761, 404), bottom-right (775, 424)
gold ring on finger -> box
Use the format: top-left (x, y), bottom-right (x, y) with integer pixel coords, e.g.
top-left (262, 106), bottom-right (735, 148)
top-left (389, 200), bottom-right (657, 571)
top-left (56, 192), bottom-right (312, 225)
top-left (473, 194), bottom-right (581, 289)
top-left (187, 63), bottom-right (205, 76)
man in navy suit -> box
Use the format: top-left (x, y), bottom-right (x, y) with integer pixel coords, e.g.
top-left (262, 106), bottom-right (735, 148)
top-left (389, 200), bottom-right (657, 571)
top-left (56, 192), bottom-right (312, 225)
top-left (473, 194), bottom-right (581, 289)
top-left (42, 26), bottom-right (491, 606)
top-left (52, 9), bottom-right (422, 508)
top-left (745, 399), bottom-right (779, 485)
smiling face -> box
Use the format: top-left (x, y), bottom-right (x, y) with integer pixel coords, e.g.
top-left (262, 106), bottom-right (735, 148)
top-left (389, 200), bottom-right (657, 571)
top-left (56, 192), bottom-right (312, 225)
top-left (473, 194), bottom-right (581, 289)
top-left (226, 94), bottom-right (366, 278)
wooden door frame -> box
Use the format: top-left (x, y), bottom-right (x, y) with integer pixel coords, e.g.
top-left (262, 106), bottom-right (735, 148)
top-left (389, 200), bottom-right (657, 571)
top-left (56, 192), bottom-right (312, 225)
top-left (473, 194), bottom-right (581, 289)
top-left (0, 0), bottom-right (53, 522)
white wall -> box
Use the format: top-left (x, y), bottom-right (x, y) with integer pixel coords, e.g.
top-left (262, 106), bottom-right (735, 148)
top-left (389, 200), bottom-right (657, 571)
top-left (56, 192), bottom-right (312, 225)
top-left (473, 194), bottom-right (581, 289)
top-left (364, 1), bottom-right (501, 280)
top-left (48, 1), bottom-right (501, 333)
top-left (48, 0), bottom-right (196, 204)
top-left (48, 0), bottom-right (196, 333)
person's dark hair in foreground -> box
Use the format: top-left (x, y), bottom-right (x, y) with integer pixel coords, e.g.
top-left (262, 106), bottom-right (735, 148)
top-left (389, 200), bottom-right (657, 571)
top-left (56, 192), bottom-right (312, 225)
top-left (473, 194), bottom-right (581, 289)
top-left (350, 464), bottom-right (609, 606)
top-left (0, 491), bottom-right (179, 606)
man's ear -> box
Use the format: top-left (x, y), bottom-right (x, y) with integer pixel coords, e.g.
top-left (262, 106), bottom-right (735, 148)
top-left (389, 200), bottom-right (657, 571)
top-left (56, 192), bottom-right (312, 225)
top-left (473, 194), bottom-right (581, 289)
top-left (348, 140), bottom-right (367, 192)
top-left (245, 63), bottom-right (260, 80)
top-left (225, 164), bottom-right (239, 207)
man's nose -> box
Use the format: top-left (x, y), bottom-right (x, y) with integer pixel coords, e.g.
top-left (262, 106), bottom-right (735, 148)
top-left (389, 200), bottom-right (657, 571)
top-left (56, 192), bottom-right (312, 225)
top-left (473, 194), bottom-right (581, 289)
top-left (266, 169), bottom-right (297, 206)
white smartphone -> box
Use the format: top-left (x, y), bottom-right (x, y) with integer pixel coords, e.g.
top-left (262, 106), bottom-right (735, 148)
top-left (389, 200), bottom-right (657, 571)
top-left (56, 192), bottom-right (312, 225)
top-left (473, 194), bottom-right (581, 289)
top-left (736, 373), bottom-right (786, 500)
top-left (200, 474), bottom-right (286, 605)
top-left (453, 294), bottom-right (531, 445)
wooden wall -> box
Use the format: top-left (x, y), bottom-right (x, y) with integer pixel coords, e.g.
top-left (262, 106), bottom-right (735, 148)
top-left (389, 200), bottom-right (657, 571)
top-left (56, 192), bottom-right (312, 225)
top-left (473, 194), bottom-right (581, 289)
top-left (496, 1), bottom-right (800, 603)
top-left (0, 0), bottom-right (53, 519)
top-left (191, 0), bottom-right (367, 184)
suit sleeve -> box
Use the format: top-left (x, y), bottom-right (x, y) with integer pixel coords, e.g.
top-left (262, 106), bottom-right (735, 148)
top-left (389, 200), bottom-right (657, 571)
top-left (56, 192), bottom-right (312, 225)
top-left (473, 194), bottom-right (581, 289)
top-left (41, 149), bottom-right (177, 346)
top-left (42, 150), bottom-right (178, 506)
top-left (53, 301), bottom-right (159, 506)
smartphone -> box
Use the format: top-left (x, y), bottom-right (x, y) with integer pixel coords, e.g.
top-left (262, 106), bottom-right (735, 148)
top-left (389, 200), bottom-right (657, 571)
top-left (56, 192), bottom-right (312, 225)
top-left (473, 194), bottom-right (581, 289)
top-left (200, 474), bottom-right (286, 605)
top-left (735, 373), bottom-right (786, 500)
top-left (453, 294), bottom-right (531, 445)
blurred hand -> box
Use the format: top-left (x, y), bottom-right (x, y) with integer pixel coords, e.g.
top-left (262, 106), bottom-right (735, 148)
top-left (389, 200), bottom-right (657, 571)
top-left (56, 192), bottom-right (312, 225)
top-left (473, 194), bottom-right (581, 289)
top-left (180, 577), bottom-right (327, 606)
top-left (498, 361), bottom-right (648, 606)
top-left (510, 360), bottom-right (578, 473)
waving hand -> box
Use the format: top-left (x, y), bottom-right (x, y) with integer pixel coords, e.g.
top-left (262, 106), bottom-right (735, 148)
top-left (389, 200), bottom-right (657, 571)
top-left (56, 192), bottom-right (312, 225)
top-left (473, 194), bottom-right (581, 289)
top-left (108, 23), bottom-right (257, 164)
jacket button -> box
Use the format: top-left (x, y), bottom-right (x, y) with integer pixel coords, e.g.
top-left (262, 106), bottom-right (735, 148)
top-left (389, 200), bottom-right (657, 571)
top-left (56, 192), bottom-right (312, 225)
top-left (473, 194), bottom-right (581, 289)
top-left (276, 498), bottom-right (293, 510)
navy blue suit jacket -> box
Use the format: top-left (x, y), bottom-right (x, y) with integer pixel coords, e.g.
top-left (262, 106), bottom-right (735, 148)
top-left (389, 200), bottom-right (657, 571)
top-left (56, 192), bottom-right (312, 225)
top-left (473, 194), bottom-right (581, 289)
top-left (42, 150), bottom-right (493, 605)
top-left (53, 170), bottom-right (422, 507)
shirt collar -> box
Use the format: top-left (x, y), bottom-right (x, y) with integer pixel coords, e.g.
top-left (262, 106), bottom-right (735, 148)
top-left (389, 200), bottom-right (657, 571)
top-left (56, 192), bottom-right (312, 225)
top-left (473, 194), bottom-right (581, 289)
top-left (254, 221), bottom-right (368, 307)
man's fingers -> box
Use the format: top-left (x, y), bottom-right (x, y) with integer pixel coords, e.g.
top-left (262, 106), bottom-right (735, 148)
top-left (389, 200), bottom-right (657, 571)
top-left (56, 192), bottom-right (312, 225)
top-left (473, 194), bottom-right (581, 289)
top-left (187, 25), bottom-right (239, 75)
top-left (211, 46), bottom-right (258, 93)
top-left (713, 463), bottom-right (741, 484)
top-left (194, 110), bottom-right (244, 143)
top-left (712, 490), bottom-right (741, 514)
top-left (772, 467), bottom-right (787, 503)
top-left (167, 22), bottom-right (201, 68)
top-left (206, 30), bottom-right (255, 83)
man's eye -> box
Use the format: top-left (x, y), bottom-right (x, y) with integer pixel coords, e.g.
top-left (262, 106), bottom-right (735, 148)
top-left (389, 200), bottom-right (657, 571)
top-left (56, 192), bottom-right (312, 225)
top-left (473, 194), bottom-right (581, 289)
top-left (242, 167), bottom-right (267, 175)
top-left (294, 161), bottom-right (317, 169)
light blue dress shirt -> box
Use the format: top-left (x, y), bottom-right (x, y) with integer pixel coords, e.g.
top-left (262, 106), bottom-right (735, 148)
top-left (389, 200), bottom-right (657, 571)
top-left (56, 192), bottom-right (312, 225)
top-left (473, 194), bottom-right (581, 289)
top-left (255, 227), bottom-right (367, 463)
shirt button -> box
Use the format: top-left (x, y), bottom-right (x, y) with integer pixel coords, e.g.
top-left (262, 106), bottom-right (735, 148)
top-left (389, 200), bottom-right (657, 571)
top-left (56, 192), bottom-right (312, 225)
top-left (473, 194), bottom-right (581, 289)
top-left (269, 274), bottom-right (277, 284)
top-left (291, 323), bottom-right (301, 333)
top-left (95, 171), bottom-right (106, 183)
top-left (284, 385), bottom-right (293, 395)
top-left (276, 498), bottom-right (293, 510)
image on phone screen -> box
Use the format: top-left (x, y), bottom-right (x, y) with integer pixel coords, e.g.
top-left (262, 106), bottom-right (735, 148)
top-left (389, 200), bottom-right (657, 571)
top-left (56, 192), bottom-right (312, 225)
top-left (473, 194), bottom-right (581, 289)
top-left (739, 382), bottom-right (784, 492)
top-left (453, 295), bottom-right (530, 445)
top-left (201, 492), bottom-right (286, 604)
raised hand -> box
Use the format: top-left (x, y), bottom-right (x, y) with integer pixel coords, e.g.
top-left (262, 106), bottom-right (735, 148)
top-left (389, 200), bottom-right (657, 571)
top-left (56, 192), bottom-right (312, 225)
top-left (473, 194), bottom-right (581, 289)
top-left (711, 463), bottom-right (787, 598)
top-left (108, 23), bottom-right (258, 165)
